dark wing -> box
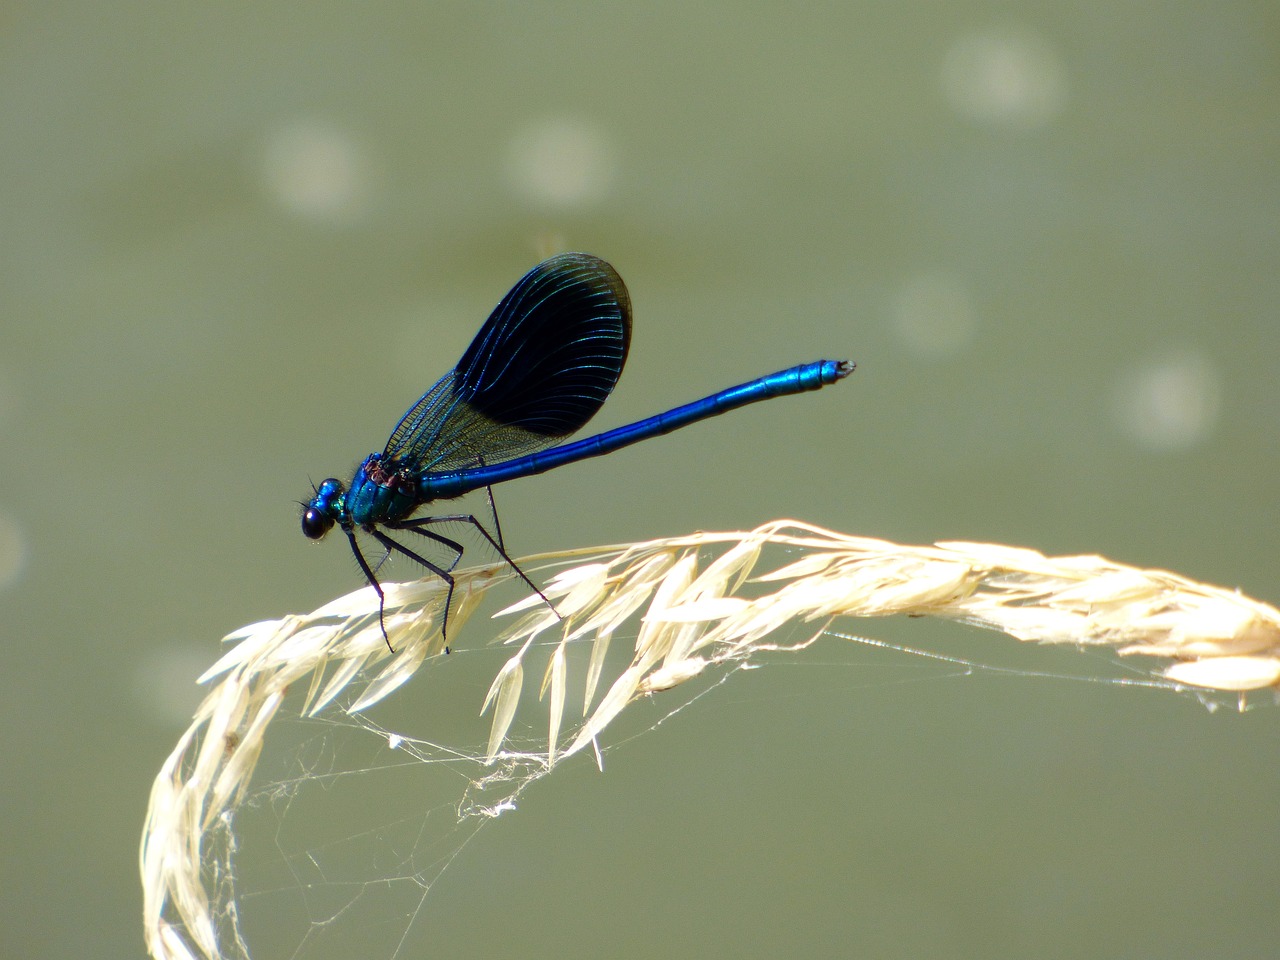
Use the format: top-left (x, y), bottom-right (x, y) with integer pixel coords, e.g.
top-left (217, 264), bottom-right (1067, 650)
top-left (383, 252), bottom-right (632, 472)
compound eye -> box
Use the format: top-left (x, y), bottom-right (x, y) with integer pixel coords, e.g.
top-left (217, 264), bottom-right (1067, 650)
top-left (301, 507), bottom-right (333, 540)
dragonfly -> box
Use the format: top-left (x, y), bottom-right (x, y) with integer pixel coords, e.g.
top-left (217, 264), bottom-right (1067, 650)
top-left (302, 252), bottom-right (853, 648)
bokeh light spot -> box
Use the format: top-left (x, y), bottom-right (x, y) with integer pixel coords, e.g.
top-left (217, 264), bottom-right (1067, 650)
top-left (1113, 350), bottom-right (1220, 451)
top-left (260, 119), bottom-right (371, 221)
top-left (504, 117), bottom-right (615, 209)
top-left (942, 27), bottom-right (1068, 130)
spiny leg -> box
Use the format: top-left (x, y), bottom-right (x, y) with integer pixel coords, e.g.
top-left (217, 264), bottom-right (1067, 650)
top-left (343, 528), bottom-right (396, 653)
top-left (484, 481), bottom-right (506, 554)
top-left (367, 528), bottom-right (458, 646)
top-left (381, 523), bottom-right (466, 654)
top-left (388, 522), bottom-right (466, 573)
top-left (396, 507), bottom-right (561, 625)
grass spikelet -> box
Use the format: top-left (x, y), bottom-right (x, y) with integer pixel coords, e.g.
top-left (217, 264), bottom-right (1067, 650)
top-left (142, 520), bottom-right (1280, 959)
top-left (141, 572), bottom-right (461, 960)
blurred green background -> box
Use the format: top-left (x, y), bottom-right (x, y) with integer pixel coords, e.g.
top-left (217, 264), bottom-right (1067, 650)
top-left (3, 2), bottom-right (1279, 958)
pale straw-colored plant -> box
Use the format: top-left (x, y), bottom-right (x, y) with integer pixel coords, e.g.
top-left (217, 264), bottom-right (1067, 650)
top-left (141, 519), bottom-right (1280, 960)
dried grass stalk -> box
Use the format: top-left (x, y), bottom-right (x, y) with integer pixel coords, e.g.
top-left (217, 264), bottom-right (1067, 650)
top-left (141, 520), bottom-right (1280, 959)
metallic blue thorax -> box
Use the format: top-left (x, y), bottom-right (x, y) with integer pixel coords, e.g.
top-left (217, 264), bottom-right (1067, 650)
top-left (345, 454), bottom-right (419, 527)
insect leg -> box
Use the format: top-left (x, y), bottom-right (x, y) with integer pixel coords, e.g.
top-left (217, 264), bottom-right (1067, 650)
top-left (403, 509), bottom-right (561, 625)
top-left (343, 528), bottom-right (396, 652)
top-left (367, 528), bottom-right (459, 646)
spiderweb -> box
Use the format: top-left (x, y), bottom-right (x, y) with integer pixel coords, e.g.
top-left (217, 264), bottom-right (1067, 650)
top-left (141, 521), bottom-right (1280, 960)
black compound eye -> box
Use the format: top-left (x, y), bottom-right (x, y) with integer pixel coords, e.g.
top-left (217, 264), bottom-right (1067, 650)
top-left (301, 508), bottom-right (333, 540)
